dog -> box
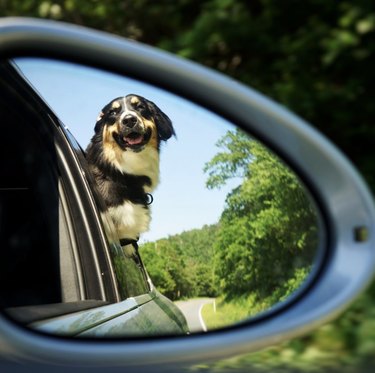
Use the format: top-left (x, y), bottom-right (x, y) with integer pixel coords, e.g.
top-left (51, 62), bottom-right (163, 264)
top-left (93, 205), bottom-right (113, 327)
top-left (86, 94), bottom-right (175, 246)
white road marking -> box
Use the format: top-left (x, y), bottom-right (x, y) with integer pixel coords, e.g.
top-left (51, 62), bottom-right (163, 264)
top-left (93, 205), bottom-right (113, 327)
top-left (198, 303), bottom-right (208, 332)
top-left (175, 298), bottom-right (215, 333)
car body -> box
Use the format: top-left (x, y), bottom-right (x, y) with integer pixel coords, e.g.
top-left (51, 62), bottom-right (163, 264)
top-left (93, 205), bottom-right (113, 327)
top-left (0, 59), bottom-right (189, 338)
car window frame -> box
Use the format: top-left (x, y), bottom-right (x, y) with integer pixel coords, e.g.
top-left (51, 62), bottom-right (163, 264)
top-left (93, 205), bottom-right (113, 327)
top-left (0, 60), bottom-right (122, 319)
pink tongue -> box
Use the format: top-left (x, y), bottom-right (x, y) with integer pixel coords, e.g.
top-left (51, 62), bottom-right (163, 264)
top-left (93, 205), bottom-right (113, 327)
top-left (125, 135), bottom-right (143, 145)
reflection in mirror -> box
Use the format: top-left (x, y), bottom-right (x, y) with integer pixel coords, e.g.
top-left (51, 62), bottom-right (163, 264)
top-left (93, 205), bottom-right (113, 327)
top-left (0, 58), bottom-right (322, 336)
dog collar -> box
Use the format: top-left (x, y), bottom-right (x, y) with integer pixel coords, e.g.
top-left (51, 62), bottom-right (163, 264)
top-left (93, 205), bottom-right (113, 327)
top-left (120, 238), bottom-right (139, 248)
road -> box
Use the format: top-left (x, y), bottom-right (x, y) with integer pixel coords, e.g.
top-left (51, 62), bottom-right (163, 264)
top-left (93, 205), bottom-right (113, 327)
top-left (175, 298), bottom-right (215, 333)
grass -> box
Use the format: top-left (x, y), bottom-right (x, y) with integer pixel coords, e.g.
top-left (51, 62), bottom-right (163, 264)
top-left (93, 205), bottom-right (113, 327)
top-left (201, 293), bottom-right (274, 330)
top-left (201, 267), bottom-right (312, 330)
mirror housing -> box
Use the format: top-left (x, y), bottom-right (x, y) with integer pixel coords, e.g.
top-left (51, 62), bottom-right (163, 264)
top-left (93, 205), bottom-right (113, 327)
top-left (0, 17), bottom-right (374, 367)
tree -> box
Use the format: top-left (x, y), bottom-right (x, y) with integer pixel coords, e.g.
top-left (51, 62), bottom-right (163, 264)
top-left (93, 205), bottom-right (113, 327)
top-left (140, 224), bottom-right (219, 300)
top-left (140, 241), bottom-right (176, 297)
top-left (205, 130), bottom-right (318, 299)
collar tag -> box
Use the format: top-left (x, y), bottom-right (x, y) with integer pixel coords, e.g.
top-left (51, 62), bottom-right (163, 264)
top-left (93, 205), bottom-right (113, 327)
top-left (146, 193), bottom-right (153, 205)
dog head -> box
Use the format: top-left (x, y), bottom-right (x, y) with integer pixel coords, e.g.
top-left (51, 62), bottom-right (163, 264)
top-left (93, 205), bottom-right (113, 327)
top-left (95, 94), bottom-right (175, 153)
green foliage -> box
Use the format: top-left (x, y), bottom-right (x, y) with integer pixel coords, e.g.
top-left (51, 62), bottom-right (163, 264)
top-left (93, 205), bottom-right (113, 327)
top-left (205, 130), bottom-right (318, 301)
top-left (204, 130), bottom-right (254, 190)
top-left (140, 224), bottom-right (219, 301)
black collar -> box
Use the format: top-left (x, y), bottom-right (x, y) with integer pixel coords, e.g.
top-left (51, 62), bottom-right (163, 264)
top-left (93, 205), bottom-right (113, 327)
top-left (120, 238), bottom-right (139, 248)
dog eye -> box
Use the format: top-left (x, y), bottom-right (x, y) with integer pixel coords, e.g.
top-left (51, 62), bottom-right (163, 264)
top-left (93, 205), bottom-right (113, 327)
top-left (108, 109), bottom-right (117, 116)
top-left (136, 103), bottom-right (145, 110)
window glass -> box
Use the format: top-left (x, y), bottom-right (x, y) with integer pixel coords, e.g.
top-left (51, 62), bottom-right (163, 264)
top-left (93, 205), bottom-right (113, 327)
top-left (87, 186), bottom-right (150, 299)
top-left (0, 61), bottom-right (108, 321)
top-left (0, 94), bottom-right (61, 309)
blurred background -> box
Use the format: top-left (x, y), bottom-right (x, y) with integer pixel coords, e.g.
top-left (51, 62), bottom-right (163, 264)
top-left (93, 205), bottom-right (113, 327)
top-left (1, 1), bottom-right (375, 372)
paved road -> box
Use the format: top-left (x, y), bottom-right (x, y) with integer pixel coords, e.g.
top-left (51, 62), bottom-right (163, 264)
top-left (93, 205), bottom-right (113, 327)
top-left (175, 298), bottom-right (215, 333)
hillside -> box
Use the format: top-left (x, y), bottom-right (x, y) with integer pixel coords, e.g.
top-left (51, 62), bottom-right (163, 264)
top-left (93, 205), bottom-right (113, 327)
top-left (140, 224), bottom-right (220, 300)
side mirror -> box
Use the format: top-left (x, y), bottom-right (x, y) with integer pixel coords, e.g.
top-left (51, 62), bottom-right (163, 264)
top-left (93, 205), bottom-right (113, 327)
top-left (0, 18), bottom-right (374, 368)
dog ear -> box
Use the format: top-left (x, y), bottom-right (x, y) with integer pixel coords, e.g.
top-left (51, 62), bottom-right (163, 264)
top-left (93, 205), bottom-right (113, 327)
top-left (96, 111), bottom-right (104, 122)
top-left (147, 101), bottom-right (175, 141)
top-left (157, 111), bottom-right (175, 141)
top-left (94, 98), bottom-right (122, 133)
top-left (94, 111), bottom-right (104, 132)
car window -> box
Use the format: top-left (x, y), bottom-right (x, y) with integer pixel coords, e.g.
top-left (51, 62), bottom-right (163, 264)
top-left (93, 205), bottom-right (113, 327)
top-left (0, 61), bottom-right (113, 322)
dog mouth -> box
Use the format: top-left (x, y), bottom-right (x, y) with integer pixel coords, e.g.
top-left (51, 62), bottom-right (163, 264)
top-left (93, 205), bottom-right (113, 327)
top-left (113, 128), bottom-right (152, 151)
top-left (123, 132), bottom-right (144, 146)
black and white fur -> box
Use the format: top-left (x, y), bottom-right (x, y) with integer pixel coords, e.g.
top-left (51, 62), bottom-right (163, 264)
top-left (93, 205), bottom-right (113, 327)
top-left (86, 94), bottom-right (175, 243)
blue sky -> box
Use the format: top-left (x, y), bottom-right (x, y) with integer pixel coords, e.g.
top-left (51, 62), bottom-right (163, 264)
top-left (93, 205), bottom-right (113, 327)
top-left (16, 58), bottom-right (241, 242)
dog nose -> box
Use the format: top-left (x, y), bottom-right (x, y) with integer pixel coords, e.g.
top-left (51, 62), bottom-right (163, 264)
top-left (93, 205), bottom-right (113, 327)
top-left (122, 115), bottom-right (138, 128)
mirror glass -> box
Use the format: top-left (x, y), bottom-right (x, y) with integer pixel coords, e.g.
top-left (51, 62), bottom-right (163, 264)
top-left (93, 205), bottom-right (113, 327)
top-left (0, 58), bottom-right (323, 336)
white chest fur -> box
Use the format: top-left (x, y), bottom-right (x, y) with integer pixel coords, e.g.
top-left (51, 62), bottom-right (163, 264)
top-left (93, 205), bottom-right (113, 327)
top-left (121, 147), bottom-right (159, 192)
top-left (104, 145), bottom-right (160, 192)
top-left (109, 202), bottom-right (151, 240)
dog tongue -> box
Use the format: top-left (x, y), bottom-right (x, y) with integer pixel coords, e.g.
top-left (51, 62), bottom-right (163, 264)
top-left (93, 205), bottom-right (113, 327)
top-left (125, 134), bottom-right (143, 145)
